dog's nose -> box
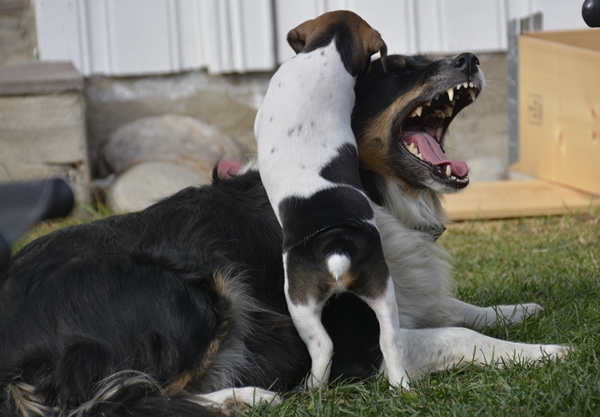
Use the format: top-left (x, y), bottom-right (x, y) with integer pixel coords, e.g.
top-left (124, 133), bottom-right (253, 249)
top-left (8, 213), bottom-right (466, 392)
top-left (452, 53), bottom-right (480, 78)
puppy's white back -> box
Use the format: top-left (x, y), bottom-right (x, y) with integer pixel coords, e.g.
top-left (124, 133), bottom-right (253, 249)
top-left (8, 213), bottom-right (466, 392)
top-left (256, 39), bottom-right (357, 223)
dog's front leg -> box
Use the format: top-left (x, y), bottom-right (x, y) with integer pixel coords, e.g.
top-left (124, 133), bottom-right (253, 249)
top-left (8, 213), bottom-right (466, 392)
top-left (386, 327), bottom-right (569, 380)
top-left (450, 298), bottom-right (544, 329)
top-left (360, 277), bottom-right (409, 389)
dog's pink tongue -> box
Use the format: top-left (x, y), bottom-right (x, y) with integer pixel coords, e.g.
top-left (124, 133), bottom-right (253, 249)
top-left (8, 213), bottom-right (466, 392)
top-left (402, 131), bottom-right (469, 178)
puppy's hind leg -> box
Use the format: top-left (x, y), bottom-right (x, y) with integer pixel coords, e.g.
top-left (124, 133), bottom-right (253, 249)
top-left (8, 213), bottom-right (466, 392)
top-left (283, 254), bottom-right (333, 388)
top-left (286, 297), bottom-right (333, 388)
top-left (360, 277), bottom-right (409, 389)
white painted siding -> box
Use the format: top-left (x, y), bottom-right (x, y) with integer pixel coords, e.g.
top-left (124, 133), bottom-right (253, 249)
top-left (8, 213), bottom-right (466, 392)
top-left (33, 0), bottom-right (275, 76)
top-left (33, 0), bottom-right (590, 76)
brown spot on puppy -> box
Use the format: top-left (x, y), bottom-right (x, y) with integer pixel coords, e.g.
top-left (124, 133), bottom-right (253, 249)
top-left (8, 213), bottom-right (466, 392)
top-left (287, 10), bottom-right (387, 77)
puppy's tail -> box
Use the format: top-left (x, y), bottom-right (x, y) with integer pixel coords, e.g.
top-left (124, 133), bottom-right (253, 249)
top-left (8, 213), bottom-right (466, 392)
top-left (326, 253), bottom-right (351, 281)
top-left (3, 372), bottom-right (217, 417)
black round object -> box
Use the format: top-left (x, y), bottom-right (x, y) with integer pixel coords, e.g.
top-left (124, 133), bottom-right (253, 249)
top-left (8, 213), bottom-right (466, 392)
top-left (583, 0), bottom-right (600, 27)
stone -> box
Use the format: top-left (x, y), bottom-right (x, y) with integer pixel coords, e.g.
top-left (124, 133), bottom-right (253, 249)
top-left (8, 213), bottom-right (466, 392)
top-left (102, 114), bottom-right (242, 175)
top-left (0, 2), bottom-right (37, 65)
top-left (108, 160), bottom-right (210, 213)
top-left (86, 72), bottom-right (268, 177)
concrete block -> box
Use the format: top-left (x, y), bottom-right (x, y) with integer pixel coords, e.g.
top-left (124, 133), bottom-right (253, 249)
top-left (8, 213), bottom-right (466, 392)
top-left (0, 62), bottom-right (89, 202)
top-left (0, 1), bottom-right (36, 64)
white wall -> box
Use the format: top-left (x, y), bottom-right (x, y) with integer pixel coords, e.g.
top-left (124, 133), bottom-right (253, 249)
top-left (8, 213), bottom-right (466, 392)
top-left (33, 0), bottom-right (275, 75)
top-left (33, 0), bottom-right (590, 76)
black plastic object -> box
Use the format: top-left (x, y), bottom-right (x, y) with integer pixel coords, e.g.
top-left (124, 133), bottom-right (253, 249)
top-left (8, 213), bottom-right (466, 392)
top-left (0, 178), bottom-right (74, 271)
top-left (583, 0), bottom-right (600, 27)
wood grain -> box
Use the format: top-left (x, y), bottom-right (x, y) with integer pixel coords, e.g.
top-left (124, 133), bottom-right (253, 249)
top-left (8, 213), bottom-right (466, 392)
top-left (444, 179), bottom-right (600, 221)
top-left (512, 31), bottom-right (600, 195)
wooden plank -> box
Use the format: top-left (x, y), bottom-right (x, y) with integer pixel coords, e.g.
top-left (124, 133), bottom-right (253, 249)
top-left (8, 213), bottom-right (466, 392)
top-left (444, 179), bottom-right (600, 221)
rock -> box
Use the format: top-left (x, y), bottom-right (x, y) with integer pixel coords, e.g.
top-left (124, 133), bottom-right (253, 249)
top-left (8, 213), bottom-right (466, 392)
top-left (108, 160), bottom-right (209, 213)
top-left (86, 72), bottom-right (265, 177)
top-left (102, 115), bottom-right (242, 175)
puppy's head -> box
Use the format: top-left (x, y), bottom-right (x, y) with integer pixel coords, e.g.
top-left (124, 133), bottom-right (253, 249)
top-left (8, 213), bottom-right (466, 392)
top-left (287, 10), bottom-right (387, 77)
top-left (352, 53), bottom-right (484, 195)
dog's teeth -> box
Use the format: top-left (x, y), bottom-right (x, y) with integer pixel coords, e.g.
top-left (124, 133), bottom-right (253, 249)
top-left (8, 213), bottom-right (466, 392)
top-left (446, 165), bottom-right (452, 177)
top-left (408, 106), bottom-right (422, 118)
top-left (425, 100), bottom-right (432, 107)
top-left (446, 87), bottom-right (454, 102)
top-left (417, 153), bottom-right (423, 160)
top-left (456, 84), bottom-right (462, 90)
top-left (462, 82), bottom-right (468, 89)
top-left (435, 109), bottom-right (445, 118)
top-left (446, 106), bottom-right (454, 117)
top-left (434, 94), bottom-right (440, 101)
top-left (469, 82), bottom-right (474, 88)
top-left (407, 142), bottom-right (421, 157)
top-left (468, 89), bottom-right (476, 101)
top-left (450, 98), bottom-right (456, 105)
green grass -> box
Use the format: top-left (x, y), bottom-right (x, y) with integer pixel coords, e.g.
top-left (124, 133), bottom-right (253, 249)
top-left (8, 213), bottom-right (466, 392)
top-left (18, 208), bottom-right (600, 416)
top-left (248, 209), bottom-right (600, 417)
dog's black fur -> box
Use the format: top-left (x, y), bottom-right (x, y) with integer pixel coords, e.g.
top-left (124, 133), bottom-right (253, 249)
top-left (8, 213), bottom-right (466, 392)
top-left (0, 53), bottom-right (481, 416)
top-left (0, 172), bottom-right (388, 416)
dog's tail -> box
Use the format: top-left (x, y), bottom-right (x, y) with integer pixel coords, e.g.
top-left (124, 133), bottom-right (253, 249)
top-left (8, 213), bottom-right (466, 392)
top-left (3, 371), bottom-right (217, 417)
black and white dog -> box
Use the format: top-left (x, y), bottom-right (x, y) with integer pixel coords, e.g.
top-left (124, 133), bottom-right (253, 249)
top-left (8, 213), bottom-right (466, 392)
top-left (0, 14), bottom-right (568, 417)
top-left (256, 11), bottom-right (406, 388)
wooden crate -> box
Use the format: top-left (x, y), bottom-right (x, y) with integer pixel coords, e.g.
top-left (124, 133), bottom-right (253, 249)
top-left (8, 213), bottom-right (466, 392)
top-left (511, 29), bottom-right (600, 196)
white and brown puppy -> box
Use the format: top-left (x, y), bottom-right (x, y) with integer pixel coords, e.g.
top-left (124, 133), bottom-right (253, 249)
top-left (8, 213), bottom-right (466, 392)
top-left (255, 11), bottom-right (406, 388)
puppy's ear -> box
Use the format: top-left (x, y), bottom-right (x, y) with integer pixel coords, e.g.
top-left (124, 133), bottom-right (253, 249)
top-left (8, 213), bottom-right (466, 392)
top-left (379, 43), bottom-right (388, 73)
top-left (287, 19), bottom-right (316, 53)
top-left (366, 30), bottom-right (388, 73)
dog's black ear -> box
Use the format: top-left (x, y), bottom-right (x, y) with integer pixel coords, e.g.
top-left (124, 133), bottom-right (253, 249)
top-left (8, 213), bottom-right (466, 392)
top-left (287, 18), bottom-right (316, 53)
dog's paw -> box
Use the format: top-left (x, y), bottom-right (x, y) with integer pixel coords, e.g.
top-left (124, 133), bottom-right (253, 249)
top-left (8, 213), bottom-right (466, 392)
top-left (494, 303), bottom-right (544, 326)
top-left (191, 387), bottom-right (281, 415)
top-left (514, 302), bottom-right (544, 321)
top-left (501, 343), bottom-right (572, 366)
top-left (538, 344), bottom-right (572, 360)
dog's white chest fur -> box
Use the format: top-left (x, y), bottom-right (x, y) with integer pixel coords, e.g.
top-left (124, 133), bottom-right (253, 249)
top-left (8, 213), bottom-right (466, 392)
top-left (255, 40), bottom-right (356, 222)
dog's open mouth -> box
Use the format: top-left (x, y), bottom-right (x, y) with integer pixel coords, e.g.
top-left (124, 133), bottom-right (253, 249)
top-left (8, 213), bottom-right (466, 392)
top-left (396, 83), bottom-right (480, 187)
